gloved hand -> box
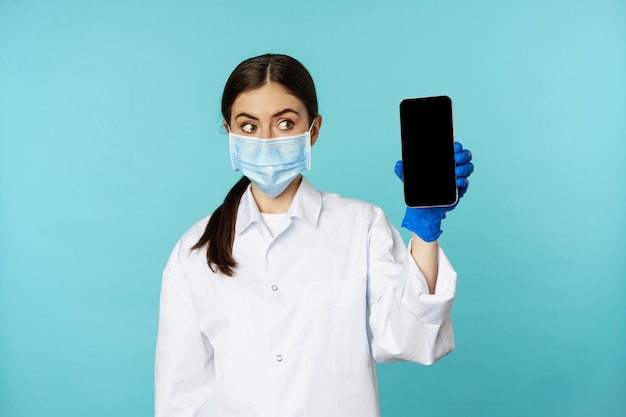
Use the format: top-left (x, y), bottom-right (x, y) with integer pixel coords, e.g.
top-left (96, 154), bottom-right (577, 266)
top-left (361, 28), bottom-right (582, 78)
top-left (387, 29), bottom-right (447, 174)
top-left (395, 142), bottom-right (474, 242)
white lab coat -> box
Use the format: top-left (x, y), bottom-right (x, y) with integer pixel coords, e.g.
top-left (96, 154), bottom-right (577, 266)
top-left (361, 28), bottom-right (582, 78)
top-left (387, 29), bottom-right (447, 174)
top-left (155, 177), bottom-right (456, 417)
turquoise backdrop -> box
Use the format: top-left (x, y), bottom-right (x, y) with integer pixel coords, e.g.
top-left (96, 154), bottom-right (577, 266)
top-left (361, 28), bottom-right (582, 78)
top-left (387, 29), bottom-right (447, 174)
top-left (1, 0), bottom-right (624, 416)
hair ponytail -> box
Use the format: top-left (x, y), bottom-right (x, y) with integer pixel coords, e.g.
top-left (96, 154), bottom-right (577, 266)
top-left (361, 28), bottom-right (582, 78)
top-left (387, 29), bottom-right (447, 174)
top-left (191, 176), bottom-right (250, 277)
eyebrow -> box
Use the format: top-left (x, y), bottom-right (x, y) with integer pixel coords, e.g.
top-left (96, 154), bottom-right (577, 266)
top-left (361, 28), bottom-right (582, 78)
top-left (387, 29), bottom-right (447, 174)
top-left (234, 108), bottom-right (300, 121)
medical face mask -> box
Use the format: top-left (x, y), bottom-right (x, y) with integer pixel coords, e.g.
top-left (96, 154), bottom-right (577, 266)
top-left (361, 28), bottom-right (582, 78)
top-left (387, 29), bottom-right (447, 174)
top-left (228, 127), bottom-right (312, 198)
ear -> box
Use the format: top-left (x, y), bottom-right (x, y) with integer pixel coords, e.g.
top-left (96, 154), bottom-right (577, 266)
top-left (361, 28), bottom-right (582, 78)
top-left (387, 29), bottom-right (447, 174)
top-left (310, 115), bottom-right (323, 146)
top-left (223, 120), bottom-right (230, 132)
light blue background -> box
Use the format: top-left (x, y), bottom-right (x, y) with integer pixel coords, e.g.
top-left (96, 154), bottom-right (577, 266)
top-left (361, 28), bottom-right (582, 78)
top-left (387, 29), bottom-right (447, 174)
top-left (1, 0), bottom-right (624, 416)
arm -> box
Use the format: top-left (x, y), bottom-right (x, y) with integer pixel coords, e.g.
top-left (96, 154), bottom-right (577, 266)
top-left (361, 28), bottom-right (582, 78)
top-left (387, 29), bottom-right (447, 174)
top-left (366, 142), bottom-right (474, 363)
top-left (367, 213), bottom-right (456, 365)
top-left (410, 235), bottom-right (439, 294)
top-left (155, 243), bottom-right (213, 417)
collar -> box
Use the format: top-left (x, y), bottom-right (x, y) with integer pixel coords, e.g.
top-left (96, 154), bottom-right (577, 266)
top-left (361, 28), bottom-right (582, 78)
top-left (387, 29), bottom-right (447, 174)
top-left (235, 177), bottom-right (322, 235)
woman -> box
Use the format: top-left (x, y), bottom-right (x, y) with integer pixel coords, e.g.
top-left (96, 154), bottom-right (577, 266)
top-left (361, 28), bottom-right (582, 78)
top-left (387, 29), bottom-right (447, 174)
top-left (155, 54), bottom-right (474, 417)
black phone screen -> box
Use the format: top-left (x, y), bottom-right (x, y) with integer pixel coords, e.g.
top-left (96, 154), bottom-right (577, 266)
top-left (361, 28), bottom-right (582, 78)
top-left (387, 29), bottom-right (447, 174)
top-left (400, 96), bottom-right (457, 207)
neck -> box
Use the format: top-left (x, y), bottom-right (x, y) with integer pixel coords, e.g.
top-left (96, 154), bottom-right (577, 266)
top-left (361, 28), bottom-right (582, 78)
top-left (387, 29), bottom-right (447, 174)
top-left (251, 175), bottom-right (303, 214)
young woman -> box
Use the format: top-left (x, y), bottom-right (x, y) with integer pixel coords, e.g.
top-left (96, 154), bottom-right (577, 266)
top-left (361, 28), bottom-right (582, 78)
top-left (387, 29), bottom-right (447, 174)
top-left (155, 54), bottom-right (474, 417)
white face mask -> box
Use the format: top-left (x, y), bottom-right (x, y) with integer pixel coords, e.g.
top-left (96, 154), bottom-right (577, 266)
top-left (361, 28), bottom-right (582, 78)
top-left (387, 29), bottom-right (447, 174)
top-left (228, 127), bottom-right (312, 198)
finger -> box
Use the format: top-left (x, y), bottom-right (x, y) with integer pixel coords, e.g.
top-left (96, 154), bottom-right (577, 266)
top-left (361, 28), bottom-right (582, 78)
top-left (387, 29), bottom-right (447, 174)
top-left (454, 149), bottom-right (472, 165)
top-left (454, 141), bottom-right (463, 153)
top-left (456, 177), bottom-right (469, 198)
top-left (394, 160), bottom-right (404, 182)
top-left (455, 162), bottom-right (474, 178)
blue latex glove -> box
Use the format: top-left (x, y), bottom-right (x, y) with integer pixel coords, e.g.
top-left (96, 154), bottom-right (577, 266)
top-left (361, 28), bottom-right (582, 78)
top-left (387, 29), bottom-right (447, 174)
top-left (395, 142), bottom-right (474, 242)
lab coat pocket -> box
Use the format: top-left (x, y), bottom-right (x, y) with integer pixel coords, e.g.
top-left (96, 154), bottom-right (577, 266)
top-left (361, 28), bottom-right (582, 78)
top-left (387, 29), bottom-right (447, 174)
top-left (310, 279), bottom-right (371, 373)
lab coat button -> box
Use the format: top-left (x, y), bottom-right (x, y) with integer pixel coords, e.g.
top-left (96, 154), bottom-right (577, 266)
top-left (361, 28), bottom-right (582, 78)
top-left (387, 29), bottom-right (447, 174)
top-left (276, 355), bottom-right (283, 362)
top-left (271, 285), bottom-right (278, 291)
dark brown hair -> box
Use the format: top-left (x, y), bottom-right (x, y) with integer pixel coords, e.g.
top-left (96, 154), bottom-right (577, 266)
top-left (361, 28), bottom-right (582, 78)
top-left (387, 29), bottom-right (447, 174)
top-left (191, 54), bottom-right (319, 276)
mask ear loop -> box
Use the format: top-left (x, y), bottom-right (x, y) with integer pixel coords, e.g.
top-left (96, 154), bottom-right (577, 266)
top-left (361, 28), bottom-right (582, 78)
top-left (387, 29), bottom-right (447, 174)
top-left (226, 124), bottom-right (240, 171)
top-left (303, 119), bottom-right (316, 171)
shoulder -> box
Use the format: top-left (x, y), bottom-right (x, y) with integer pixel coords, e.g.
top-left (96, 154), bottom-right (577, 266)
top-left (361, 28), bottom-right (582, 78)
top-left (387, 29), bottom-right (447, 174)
top-left (178, 215), bottom-right (212, 252)
top-left (163, 215), bottom-right (211, 276)
top-left (319, 189), bottom-right (387, 222)
top-left (316, 189), bottom-right (401, 250)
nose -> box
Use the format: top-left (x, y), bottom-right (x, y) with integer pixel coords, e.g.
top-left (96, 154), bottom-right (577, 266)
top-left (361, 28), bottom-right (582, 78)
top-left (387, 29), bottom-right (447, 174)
top-left (259, 127), bottom-right (272, 139)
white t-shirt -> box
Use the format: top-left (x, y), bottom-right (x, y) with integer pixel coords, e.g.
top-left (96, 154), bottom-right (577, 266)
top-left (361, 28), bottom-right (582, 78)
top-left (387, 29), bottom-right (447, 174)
top-left (260, 212), bottom-right (288, 237)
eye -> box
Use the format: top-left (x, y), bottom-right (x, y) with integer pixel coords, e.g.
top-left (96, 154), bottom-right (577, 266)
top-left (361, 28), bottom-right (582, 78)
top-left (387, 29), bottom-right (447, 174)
top-left (277, 120), bottom-right (293, 130)
top-left (241, 123), bottom-right (256, 133)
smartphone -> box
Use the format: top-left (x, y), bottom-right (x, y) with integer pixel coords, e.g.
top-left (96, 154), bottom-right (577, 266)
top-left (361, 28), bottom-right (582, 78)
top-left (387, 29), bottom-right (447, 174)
top-left (399, 96), bottom-right (457, 207)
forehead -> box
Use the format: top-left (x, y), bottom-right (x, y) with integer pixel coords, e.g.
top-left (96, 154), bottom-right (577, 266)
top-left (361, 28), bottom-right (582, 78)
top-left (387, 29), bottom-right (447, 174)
top-left (232, 83), bottom-right (306, 116)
